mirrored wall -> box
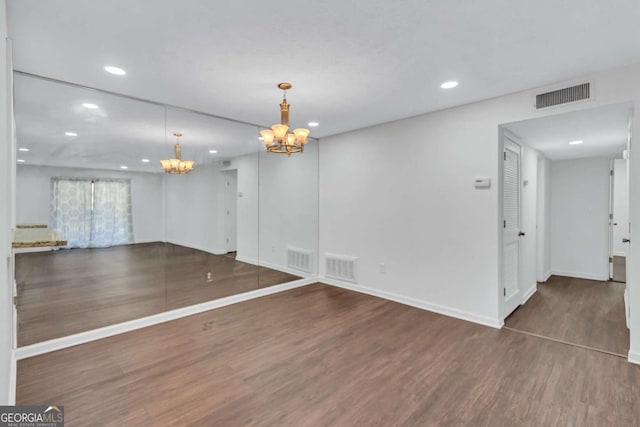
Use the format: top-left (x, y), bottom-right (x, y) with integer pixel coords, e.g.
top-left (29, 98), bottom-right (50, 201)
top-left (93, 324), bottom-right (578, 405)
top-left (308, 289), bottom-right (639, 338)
top-left (12, 73), bottom-right (319, 346)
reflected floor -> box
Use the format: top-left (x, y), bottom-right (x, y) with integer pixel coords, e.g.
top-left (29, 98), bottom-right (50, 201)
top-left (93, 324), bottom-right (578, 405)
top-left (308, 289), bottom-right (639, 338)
top-left (505, 275), bottom-right (628, 356)
top-left (15, 242), bottom-right (300, 346)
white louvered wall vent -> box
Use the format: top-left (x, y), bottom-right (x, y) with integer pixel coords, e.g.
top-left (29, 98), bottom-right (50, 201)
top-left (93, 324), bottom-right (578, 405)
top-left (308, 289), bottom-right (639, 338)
top-left (535, 82), bottom-right (590, 109)
top-left (287, 247), bottom-right (313, 274)
top-left (325, 253), bottom-right (358, 283)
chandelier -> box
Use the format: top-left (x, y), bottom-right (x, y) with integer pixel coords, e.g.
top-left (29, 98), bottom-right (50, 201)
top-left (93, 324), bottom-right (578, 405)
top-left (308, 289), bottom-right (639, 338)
top-left (160, 132), bottom-right (195, 174)
top-left (260, 83), bottom-right (310, 156)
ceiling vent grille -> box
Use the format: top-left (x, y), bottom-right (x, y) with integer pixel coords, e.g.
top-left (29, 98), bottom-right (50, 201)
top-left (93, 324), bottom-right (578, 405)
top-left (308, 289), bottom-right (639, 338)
top-left (287, 247), bottom-right (312, 274)
top-left (535, 82), bottom-right (590, 109)
top-left (325, 253), bottom-right (358, 283)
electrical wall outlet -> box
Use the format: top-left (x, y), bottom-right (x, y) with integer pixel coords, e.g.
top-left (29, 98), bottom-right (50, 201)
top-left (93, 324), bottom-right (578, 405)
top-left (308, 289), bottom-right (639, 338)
top-left (379, 263), bottom-right (387, 274)
top-left (206, 272), bottom-right (213, 283)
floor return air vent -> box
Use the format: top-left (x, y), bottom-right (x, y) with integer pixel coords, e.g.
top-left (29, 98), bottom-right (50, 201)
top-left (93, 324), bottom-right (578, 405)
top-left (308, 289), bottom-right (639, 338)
top-left (287, 247), bottom-right (313, 274)
top-left (325, 253), bottom-right (358, 283)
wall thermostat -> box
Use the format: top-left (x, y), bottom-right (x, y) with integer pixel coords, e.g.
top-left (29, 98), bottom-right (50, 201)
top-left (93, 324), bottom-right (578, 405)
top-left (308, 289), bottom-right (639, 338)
top-left (474, 178), bottom-right (491, 189)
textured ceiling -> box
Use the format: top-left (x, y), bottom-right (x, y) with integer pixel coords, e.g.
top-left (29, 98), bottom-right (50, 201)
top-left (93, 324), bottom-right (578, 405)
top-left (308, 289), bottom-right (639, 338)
top-left (8, 0), bottom-right (640, 139)
top-left (504, 103), bottom-right (631, 160)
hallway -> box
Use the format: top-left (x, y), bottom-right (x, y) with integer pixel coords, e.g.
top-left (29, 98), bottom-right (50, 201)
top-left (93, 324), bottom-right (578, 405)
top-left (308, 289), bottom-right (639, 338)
top-left (505, 275), bottom-right (628, 356)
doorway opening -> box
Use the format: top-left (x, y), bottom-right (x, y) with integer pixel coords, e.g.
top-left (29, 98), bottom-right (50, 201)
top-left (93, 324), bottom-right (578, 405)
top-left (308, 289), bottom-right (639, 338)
top-left (498, 103), bottom-right (632, 357)
top-left (224, 169), bottom-right (238, 255)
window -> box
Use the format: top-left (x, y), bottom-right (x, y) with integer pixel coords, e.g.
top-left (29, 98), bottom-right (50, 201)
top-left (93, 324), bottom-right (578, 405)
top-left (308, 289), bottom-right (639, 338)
top-left (51, 178), bottom-right (133, 248)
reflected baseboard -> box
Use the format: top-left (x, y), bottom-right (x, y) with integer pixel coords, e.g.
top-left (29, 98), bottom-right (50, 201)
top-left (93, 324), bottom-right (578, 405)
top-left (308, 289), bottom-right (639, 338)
top-left (254, 258), bottom-right (313, 279)
top-left (15, 277), bottom-right (318, 360)
top-left (166, 239), bottom-right (227, 255)
top-left (235, 255), bottom-right (259, 265)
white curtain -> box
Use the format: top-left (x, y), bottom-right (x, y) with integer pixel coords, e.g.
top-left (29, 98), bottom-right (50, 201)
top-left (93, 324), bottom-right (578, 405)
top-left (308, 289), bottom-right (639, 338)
top-left (50, 178), bottom-right (134, 249)
top-left (50, 178), bottom-right (93, 248)
top-left (90, 180), bottom-right (133, 247)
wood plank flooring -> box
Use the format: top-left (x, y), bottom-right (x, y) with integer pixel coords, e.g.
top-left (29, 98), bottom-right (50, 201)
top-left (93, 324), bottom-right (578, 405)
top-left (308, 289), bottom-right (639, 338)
top-left (505, 275), bottom-right (628, 356)
top-left (15, 242), bottom-right (299, 346)
top-left (17, 284), bottom-right (640, 426)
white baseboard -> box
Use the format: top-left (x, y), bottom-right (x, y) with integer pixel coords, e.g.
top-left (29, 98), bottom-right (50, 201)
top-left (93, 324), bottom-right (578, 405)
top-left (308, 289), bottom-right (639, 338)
top-left (522, 283), bottom-right (537, 304)
top-left (166, 240), bottom-right (227, 255)
top-left (550, 270), bottom-right (608, 282)
top-left (319, 277), bottom-right (503, 329)
top-left (628, 350), bottom-right (640, 365)
top-left (235, 255), bottom-right (260, 266)
top-left (542, 270), bottom-right (552, 282)
top-left (258, 259), bottom-right (312, 279)
top-left (132, 239), bottom-right (163, 245)
top-left (8, 350), bottom-right (16, 405)
top-left (612, 251), bottom-right (626, 257)
top-left (15, 277), bottom-right (317, 360)
top-left (13, 247), bottom-right (53, 254)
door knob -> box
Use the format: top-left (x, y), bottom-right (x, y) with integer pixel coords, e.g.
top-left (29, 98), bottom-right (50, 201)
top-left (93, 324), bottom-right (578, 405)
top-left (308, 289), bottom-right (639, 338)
top-left (518, 231), bottom-right (525, 237)
top-left (623, 238), bottom-right (630, 243)
top-left (613, 223), bottom-right (618, 226)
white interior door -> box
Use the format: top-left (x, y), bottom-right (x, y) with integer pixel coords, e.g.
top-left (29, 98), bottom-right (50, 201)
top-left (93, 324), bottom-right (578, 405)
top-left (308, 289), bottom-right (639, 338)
top-left (224, 170), bottom-right (238, 253)
top-left (502, 136), bottom-right (522, 317)
top-left (612, 158), bottom-right (628, 257)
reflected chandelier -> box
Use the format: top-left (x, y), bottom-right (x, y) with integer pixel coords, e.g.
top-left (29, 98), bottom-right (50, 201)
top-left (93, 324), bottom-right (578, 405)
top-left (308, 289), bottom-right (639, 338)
top-left (260, 83), bottom-right (310, 156)
top-left (161, 132), bottom-right (195, 174)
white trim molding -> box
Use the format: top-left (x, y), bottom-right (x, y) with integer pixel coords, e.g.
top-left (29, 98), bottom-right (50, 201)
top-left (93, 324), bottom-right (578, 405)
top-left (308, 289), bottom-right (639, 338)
top-left (15, 277), bottom-right (316, 360)
top-left (320, 277), bottom-right (503, 329)
top-left (542, 271), bottom-right (552, 282)
top-left (258, 259), bottom-right (312, 279)
top-left (166, 240), bottom-right (227, 255)
top-left (8, 350), bottom-right (15, 405)
top-left (522, 283), bottom-right (537, 305)
top-left (628, 350), bottom-right (640, 365)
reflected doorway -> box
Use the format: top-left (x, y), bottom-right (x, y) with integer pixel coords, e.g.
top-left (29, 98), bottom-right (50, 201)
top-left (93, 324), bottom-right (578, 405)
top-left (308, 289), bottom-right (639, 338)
top-left (224, 169), bottom-right (238, 254)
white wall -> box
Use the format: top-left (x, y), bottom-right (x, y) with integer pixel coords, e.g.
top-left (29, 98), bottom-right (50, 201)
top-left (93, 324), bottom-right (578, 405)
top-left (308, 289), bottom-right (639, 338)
top-left (258, 140), bottom-right (319, 274)
top-left (612, 158), bottom-right (628, 256)
top-left (16, 165), bottom-right (165, 244)
top-left (520, 144), bottom-right (540, 295)
top-left (165, 164), bottom-right (226, 253)
top-left (536, 156), bottom-right (552, 281)
top-left (0, 0), bottom-right (13, 404)
top-left (549, 158), bottom-right (610, 281)
top-left (320, 62), bottom-right (640, 333)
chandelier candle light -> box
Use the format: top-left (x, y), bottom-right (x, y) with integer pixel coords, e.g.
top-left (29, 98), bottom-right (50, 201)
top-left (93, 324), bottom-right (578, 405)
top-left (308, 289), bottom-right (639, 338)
top-left (260, 83), bottom-right (310, 156)
top-left (161, 132), bottom-right (195, 174)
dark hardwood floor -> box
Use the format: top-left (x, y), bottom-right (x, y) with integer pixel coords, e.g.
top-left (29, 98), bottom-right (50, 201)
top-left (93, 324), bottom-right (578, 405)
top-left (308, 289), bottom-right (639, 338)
top-left (505, 275), bottom-right (628, 356)
top-left (15, 242), bottom-right (300, 346)
top-left (17, 284), bottom-right (640, 426)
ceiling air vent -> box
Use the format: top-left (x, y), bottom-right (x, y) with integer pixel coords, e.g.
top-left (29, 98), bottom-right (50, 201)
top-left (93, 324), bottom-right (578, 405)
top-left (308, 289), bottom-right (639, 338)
top-left (535, 82), bottom-right (590, 109)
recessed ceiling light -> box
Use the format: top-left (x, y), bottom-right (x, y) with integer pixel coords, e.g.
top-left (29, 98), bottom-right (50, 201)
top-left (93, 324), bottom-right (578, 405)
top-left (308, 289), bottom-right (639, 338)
top-left (17, 159), bottom-right (25, 163)
top-left (569, 140), bottom-right (584, 145)
top-left (65, 131), bottom-right (78, 137)
top-left (209, 150), bottom-right (218, 154)
top-left (105, 66), bottom-right (126, 76)
top-left (120, 165), bottom-right (128, 169)
top-left (82, 103), bottom-right (99, 109)
top-left (141, 158), bottom-right (150, 163)
top-left (18, 148), bottom-right (29, 152)
top-left (308, 121), bottom-right (319, 127)
top-left (440, 81), bottom-right (458, 89)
